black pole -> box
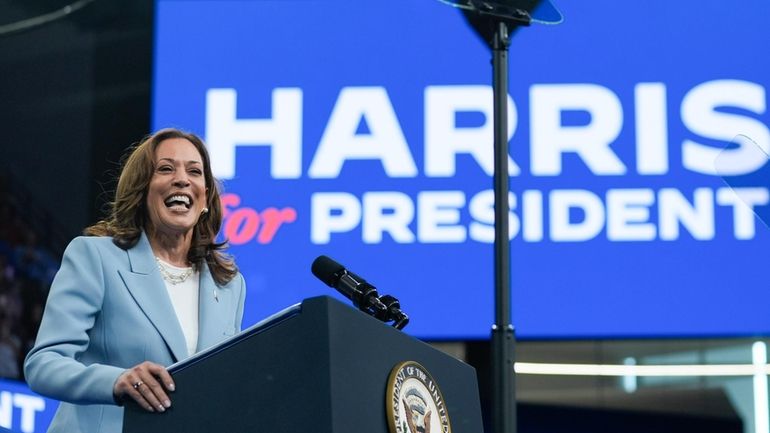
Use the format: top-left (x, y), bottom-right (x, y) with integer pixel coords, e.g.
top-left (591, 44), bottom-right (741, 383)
top-left (490, 20), bottom-right (517, 433)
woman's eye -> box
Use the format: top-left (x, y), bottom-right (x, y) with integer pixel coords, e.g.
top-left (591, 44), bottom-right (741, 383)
top-left (189, 168), bottom-right (202, 175)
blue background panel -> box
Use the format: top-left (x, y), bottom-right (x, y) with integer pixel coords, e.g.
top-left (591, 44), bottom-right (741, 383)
top-left (154, 0), bottom-right (770, 339)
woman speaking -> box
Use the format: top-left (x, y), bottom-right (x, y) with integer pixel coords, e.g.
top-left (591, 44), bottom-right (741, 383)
top-left (24, 128), bottom-right (246, 432)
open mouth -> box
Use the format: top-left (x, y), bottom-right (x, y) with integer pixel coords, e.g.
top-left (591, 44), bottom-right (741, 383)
top-left (164, 194), bottom-right (192, 210)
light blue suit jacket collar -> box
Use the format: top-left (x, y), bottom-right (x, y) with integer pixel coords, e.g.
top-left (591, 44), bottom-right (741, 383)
top-left (119, 232), bottom-right (226, 362)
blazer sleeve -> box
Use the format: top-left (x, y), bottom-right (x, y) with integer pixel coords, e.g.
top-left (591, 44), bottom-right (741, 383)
top-left (235, 273), bottom-right (246, 331)
top-left (24, 237), bottom-right (125, 405)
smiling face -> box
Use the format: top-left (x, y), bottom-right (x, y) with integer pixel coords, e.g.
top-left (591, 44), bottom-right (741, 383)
top-left (145, 137), bottom-right (207, 240)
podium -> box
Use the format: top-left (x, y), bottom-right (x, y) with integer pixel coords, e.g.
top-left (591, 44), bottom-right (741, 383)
top-left (123, 296), bottom-right (484, 433)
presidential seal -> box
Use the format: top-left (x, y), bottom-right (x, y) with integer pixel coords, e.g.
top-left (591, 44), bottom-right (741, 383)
top-left (386, 361), bottom-right (452, 433)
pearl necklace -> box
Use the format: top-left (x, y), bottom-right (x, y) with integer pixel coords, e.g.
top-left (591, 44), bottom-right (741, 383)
top-left (155, 257), bottom-right (193, 285)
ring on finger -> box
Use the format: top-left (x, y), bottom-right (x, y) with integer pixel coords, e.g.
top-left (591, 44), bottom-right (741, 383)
top-left (133, 380), bottom-right (144, 390)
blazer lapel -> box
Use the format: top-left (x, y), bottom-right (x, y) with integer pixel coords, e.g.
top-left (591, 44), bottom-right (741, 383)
top-left (197, 264), bottom-right (231, 350)
top-left (119, 232), bottom-right (189, 362)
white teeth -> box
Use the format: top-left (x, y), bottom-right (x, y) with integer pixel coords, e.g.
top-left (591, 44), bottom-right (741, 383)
top-left (164, 195), bottom-right (191, 209)
top-left (165, 195), bottom-right (190, 205)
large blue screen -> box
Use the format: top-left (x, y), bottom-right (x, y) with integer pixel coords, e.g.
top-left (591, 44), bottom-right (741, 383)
top-left (153, 0), bottom-right (770, 339)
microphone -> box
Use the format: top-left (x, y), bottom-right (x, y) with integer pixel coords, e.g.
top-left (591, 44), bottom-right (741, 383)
top-left (311, 255), bottom-right (388, 317)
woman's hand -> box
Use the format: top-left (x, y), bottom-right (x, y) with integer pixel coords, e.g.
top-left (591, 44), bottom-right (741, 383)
top-left (113, 361), bottom-right (175, 412)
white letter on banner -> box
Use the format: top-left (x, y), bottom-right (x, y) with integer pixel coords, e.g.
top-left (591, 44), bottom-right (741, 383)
top-left (469, 189), bottom-right (495, 243)
top-left (682, 80), bottom-right (770, 175)
top-left (206, 88), bottom-right (303, 180)
top-left (362, 192), bottom-right (415, 244)
top-left (424, 85), bottom-right (519, 177)
top-left (549, 190), bottom-right (605, 241)
top-left (531, 84), bottom-right (626, 175)
top-left (716, 187), bottom-right (769, 240)
top-left (522, 190), bottom-right (544, 242)
top-left (635, 83), bottom-right (669, 175)
top-left (418, 191), bottom-right (467, 243)
top-left (468, 190), bottom-right (517, 243)
top-left (13, 394), bottom-right (44, 433)
top-left (309, 87), bottom-right (417, 178)
top-left (658, 188), bottom-right (715, 240)
top-left (311, 192), bottom-right (361, 244)
top-left (606, 189), bottom-right (656, 241)
top-left (0, 392), bottom-right (10, 429)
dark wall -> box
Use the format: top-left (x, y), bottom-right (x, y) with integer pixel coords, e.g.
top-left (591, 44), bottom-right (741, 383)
top-left (0, 0), bottom-right (153, 240)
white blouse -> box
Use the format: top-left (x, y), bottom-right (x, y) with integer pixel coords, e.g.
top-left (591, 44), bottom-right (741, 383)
top-left (156, 258), bottom-right (200, 356)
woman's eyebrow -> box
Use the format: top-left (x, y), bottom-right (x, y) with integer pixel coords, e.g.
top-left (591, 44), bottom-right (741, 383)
top-left (157, 157), bottom-right (202, 165)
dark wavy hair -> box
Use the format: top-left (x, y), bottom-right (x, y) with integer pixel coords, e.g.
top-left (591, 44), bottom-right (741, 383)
top-left (85, 128), bottom-right (237, 285)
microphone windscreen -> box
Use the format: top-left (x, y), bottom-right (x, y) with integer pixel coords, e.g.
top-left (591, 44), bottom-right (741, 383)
top-left (311, 255), bottom-right (344, 287)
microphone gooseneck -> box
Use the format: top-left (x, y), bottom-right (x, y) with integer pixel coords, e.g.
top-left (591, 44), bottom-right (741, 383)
top-left (311, 255), bottom-right (388, 317)
top-left (311, 255), bottom-right (408, 329)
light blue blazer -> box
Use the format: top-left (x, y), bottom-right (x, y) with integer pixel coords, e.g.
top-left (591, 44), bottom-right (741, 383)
top-left (24, 233), bottom-right (246, 433)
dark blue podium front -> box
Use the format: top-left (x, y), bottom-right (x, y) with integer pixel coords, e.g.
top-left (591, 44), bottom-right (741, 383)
top-left (123, 296), bottom-right (483, 433)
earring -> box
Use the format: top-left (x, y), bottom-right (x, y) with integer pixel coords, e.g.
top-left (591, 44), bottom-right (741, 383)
top-left (201, 207), bottom-right (209, 214)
